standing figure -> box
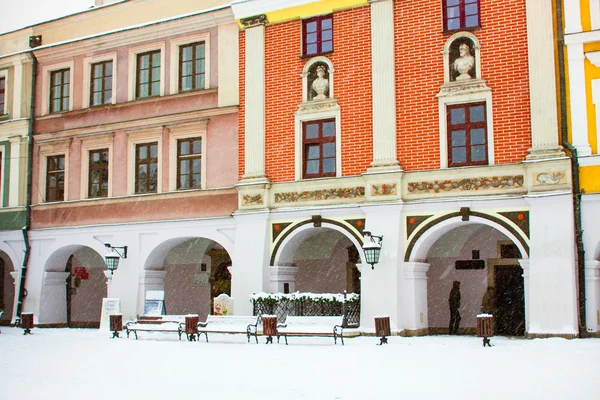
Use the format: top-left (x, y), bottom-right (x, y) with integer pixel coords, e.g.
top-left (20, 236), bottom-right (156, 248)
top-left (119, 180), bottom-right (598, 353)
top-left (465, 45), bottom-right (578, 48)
top-left (481, 286), bottom-right (495, 314)
top-left (453, 43), bottom-right (475, 81)
top-left (448, 280), bottom-right (461, 335)
top-left (311, 65), bottom-right (329, 100)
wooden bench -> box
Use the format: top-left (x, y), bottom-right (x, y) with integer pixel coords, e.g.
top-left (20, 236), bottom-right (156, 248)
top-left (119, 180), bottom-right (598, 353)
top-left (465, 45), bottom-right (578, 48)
top-left (196, 315), bottom-right (260, 343)
top-left (125, 315), bottom-right (186, 340)
top-left (277, 316), bottom-right (345, 345)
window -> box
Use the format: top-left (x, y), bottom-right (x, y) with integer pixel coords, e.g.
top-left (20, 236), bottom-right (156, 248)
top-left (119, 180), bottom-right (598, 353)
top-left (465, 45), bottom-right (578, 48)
top-left (179, 42), bottom-right (205, 92)
top-left (443, 0), bottom-right (480, 32)
top-left (447, 102), bottom-right (487, 167)
top-left (136, 50), bottom-right (161, 99)
top-left (0, 77), bottom-right (5, 114)
top-left (135, 142), bottom-right (158, 194)
top-left (46, 155), bottom-right (65, 202)
top-left (88, 148), bottom-right (109, 198)
top-left (177, 138), bottom-right (202, 190)
top-left (90, 61), bottom-right (113, 107)
top-left (303, 119), bottom-right (336, 178)
top-left (303, 15), bottom-right (333, 57)
top-left (50, 69), bottom-right (70, 113)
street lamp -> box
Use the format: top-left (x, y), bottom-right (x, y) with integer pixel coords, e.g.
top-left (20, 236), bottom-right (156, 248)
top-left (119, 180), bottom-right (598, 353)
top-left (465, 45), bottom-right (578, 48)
top-left (362, 231), bottom-right (383, 269)
top-left (104, 243), bottom-right (127, 274)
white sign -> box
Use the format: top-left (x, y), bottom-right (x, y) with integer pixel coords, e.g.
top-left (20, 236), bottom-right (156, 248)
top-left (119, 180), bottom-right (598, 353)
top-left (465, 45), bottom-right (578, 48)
top-left (99, 298), bottom-right (121, 331)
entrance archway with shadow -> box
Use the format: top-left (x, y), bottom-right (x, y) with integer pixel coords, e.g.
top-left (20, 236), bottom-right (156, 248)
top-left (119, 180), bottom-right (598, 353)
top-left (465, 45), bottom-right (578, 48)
top-left (143, 237), bottom-right (232, 320)
top-left (0, 251), bottom-right (16, 325)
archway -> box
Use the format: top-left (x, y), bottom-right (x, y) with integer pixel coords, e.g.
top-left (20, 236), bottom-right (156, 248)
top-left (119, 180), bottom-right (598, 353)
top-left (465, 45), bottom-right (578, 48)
top-left (41, 245), bottom-right (107, 327)
top-left (0, 251), bottom-right (15, 325)
top-left (143, 237), bottom-right (232, 319)
top-left (422, 223), bottom-right (526, 336)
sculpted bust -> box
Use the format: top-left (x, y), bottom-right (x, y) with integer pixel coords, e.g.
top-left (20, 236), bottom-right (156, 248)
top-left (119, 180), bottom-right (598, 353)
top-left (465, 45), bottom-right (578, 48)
top-left (453, 43), bottom-right (475, 81)
top-left (311, 65), bottom-right (329, 100)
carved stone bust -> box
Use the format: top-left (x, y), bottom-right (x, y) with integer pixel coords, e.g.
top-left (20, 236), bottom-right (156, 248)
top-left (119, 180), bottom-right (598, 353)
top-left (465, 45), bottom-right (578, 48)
top-left (310, 64), bottom-right (329, 101)
top-left (452, 43), bottom-right (475, 81)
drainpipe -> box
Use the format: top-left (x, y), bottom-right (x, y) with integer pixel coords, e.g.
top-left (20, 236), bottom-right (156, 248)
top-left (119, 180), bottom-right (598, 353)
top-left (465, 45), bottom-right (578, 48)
top-left (15, 52), bottom-right (36, 322)
top-left (555, 0), bottom-right (586, 336)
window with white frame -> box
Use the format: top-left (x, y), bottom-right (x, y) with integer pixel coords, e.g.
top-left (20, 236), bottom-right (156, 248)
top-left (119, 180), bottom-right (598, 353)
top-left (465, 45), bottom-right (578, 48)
top-left (83, 53), bottom-right (117, 109)
top-left (168, 120), bottom-right (208, 191)
top-left (41, 61), bottom-right (74, 115)
top-left (127, 127), bottom-right (162, 195)
top-left (128, 43), bottom-right (165, 101)
top-left (80, 133), bottom-right (114, 199)
top-left (37, 139), bottom-right (71, 203)
top-left (169, 33), bottom-right (210, 95)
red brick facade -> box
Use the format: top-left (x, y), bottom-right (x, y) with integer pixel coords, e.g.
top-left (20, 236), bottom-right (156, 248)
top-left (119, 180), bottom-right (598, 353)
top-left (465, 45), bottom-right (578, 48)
top-left (239, 0), bottom-right (532, 180)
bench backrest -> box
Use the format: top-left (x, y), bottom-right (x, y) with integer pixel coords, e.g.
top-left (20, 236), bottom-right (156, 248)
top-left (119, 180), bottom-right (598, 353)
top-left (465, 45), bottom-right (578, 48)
top-left (137, 315), bottom-right (187, 324)
top-left (205, 315), bottom-right (259, 326)
top-left (284, 316), bottom-right (344, 327)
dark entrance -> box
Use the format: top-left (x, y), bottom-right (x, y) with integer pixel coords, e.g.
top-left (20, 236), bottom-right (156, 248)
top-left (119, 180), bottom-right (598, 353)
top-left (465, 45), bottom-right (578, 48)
top-left (494, 265), bottom-right (525, 336)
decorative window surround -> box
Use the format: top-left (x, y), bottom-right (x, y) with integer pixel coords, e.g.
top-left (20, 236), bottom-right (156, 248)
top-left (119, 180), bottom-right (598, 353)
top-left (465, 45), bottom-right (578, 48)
top-left (79, 133), bottom-right (115, 199)
top-left (83, 52), bottom-right (118, 109)
top-left (295, 99), bottom-right (341, 180)
top-left (41, 61), bottom-right (75, 116)
top-left (167, 120), bottom-right (209, 191)
top-left (169, 33), bottom-right (211, 95)
top-left (0, 70), bottom-right (8, 115)
top-left (301, 56), bottom-right (334, 102)
top-left (438, 32), bottom-right (493, 168)
top-left (128, 42), bottom-right (166, 101)
top-left (126, 127), bottom-right (163, 195)
top-left (37, 139), bottom-right (71, 203)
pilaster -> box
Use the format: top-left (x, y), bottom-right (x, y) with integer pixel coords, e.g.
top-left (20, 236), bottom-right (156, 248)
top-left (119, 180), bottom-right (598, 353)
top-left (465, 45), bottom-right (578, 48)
top-left (8, 136), bottom-right (26, 207)
top-left (525, 0), bottom-right (565, 160)
top-left (401, 261), bottom-right (430, 332)
top-left (241, 15), bottom-right (269, 183)
top-left (269, 266), bottom-right (298, 293)
top-left (38, 272), bottom-right (70, 324)
top-left (367, 0), bottom-right (401, 172)
top-left (567, 42), bottom-right (593, 156)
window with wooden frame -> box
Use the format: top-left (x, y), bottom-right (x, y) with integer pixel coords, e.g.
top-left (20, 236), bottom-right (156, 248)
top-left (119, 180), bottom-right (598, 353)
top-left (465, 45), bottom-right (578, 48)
top-left (136, 50), bottom-right (161, 99)
top-left (135, 142), bottom-right (158, 194)
top-left (90, 61), bottom-right (113, 107)
top-left (443, 0), bottom-right (480, 32)
top-left (303, 119), bottom-right (336, 178)
top-left (179, 42), bottom-right (205, 92)
top-left (50, 69), bottom-right (70, 113)
top-left (46, 154), bottom-right (65, 202)
top-left (176, 137), bottom-right (202, 190)
top-left (447, 102), bottom-right (488, 167)
top-left (0, 77), bottom-right (5, 114)
top-left (88, 148), bottom-right (109, 198)
top-left (303, 15), bottom-right (333, 57)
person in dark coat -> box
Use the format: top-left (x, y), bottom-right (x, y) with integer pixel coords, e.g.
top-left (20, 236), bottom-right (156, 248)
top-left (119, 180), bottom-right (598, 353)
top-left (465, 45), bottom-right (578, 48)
top-left (448, 281), bottom-right (461, 335)
top-left (481, 286), bottom-right (495, 314)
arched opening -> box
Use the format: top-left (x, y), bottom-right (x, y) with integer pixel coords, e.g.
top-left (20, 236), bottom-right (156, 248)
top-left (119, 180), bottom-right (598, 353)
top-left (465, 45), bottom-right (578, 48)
top-left (144, 237), bottom-right (232, 320)
top-left (0, 251), bottom-right (15, 325)
top-left (425, 223), bottom-right (525, 336)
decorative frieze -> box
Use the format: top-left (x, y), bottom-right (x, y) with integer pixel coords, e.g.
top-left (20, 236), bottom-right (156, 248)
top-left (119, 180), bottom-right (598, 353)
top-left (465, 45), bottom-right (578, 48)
top-left (242, 193), bottom-right (263, 205)
top-left (408, 175), bottom-right (524, 194)
top-left (371, 184), bottom-right (397, 196)
top-left (274, 187), bottom-right (365, 203)
top-left (533, 171), bottom-right (566, 185)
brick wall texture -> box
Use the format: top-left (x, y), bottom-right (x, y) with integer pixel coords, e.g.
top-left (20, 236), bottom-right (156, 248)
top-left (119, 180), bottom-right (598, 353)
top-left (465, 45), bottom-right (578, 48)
top-left (239, 0), bottom-right (532, 180)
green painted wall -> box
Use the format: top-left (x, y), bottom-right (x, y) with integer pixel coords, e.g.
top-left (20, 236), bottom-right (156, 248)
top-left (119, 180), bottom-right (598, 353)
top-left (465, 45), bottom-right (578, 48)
top-left (0, 209), bottom-right (26, 231)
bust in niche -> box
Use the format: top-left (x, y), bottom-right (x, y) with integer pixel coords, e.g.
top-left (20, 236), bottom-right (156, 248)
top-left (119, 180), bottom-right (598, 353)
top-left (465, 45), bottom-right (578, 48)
top-left (453, 43), bottom-right (475, 81)
top-left (310, 65), bottom-right (329, 101)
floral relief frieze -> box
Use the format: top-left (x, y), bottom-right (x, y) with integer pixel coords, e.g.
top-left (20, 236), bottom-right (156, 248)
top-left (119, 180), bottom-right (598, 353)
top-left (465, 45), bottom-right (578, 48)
top-left (407, 176), bottom-right (524, 194)
top-left (533, 171), bottom-right (566, 185)
top-left (274, 187), bottom-right (365, 203)
top-left (371, 184), bottom-right (397, 196)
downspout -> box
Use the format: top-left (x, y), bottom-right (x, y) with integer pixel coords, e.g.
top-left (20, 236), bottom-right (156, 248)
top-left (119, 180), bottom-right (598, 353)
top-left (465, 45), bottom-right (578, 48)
top-left (15, 52), bottom-right (36, 322)
top-left (555, 0), bottom-right (586, 336)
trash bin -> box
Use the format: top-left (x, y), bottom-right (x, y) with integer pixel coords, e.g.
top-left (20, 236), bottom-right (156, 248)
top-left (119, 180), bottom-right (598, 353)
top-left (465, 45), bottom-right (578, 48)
top-left (476, 313), bottom-right (494, 347)
top-left (185, 315), bottom-right (199, 341)
top-left (262, 315), bottom-right (277, 344)
top-left (21, 312), bottom-right (34, 335)
top-left (110, 314), bottom-right (123, 339)
top-left (374, 316), bottom-right (391, 345)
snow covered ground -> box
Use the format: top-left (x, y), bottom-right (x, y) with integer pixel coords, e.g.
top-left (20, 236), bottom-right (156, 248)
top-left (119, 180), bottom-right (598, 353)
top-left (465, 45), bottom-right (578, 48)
top-left (1, 326), bottom-right (598, 400)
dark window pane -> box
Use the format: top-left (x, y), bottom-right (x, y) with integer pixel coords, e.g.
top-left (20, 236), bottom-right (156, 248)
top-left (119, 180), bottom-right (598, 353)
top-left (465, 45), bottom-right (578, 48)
top-left (307, 44), bottom-right (317, 55)
top-left (323, 122), bottom-right (335, 137)
top-left (307, 146), bottom-right (320, 159)
top-left (306, 160), bottom-right (319, 174)
top-left (192, 139), bottom-right (202, 153)
top-left (471, 128), bottom-right (486, 145)
top-left (450, 108), bottom-right (465, 124)
top-left (322, 42), bottom-right (332, 53)
top-left (452, 147), bottom-right (467, 163)
top-left (471, 145), bottom-right (486, 161)
top-left (323, 142), bottom-right (335, 157)
top-left (321, 18), bottom-right (332, 30)
top-left (470, 105), bottom-right (485, 122)
top-left (305, 123), bottom-right (319, 139)
top-left (465, 16), bottom-right (479, 27)
top-left (306, 22), bottom-right (317, 32)
top-left (465, 4), bottom-right (478, 15)
top-left (452, 130), bottom-right (466, 146)
top-left (322, 158), bottom-right (335, 173)
top-left (307, 33), bottom-right (317, 44)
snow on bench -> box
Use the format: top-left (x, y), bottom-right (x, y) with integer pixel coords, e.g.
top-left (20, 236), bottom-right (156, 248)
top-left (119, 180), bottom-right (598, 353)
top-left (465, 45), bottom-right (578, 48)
top-left (196, 315), bottom-right (260, 343)
top-left (125, 315), bottom-right (187, 340)
top-left (276, 316), bottom-right (345, 345)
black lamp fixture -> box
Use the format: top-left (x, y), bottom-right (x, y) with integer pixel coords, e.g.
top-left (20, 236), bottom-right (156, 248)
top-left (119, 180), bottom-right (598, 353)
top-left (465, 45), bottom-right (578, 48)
top-left (104, 243), bottom-right (128, 274)
top-left (362, 231), bottom-right (383, 269)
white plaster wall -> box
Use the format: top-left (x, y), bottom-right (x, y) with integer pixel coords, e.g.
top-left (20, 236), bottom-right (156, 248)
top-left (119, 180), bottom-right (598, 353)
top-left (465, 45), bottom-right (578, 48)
top-left (525, 194), bottom-right (578, 335)
top-left (582, 194), bottom-right (600, 332)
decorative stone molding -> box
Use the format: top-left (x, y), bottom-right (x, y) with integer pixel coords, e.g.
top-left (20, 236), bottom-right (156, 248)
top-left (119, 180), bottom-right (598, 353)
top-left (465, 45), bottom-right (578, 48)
top-left (533, 171), bottom-right (567, 186)
top-left (371, 184), bottom-right (396, 196)
top-left (407, 175), bottom-right (524, 194)
top-left (240, 14), bottom-right (268, 27)
top-left (274, 186), bottom-right (365, 203)
top-left (436, 80), bottom-right (490, 98)
top-left (242, 193), bottom-right (263, 205)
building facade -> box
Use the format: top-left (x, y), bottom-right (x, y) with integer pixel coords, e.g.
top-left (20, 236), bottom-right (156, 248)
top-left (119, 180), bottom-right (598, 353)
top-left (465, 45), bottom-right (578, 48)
top-left (563, 0), bottom-right (600, 335)
top-left (231, 0), bottom-right (582, 337)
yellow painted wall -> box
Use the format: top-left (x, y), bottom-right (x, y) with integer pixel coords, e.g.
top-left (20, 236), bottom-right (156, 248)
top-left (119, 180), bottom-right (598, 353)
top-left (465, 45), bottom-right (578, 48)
top-left (584, 58), bottom-right (600, 154)
top-left (581, 165), bottom-right (600, 192)
top-left (582, 0), bottom-right (592, 31)
top-left (243, 0), bottom-right (367, 25)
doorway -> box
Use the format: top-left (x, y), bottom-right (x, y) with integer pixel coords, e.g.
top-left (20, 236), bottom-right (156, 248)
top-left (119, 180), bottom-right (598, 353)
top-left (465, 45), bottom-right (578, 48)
top-left (494, 265), bottom-right (525, 336)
